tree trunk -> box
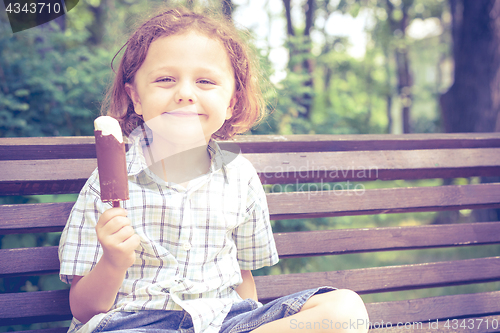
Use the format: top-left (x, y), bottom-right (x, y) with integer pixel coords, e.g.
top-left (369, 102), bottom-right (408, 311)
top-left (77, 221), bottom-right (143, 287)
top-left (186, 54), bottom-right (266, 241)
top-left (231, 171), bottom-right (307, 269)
top-left (283, 0), bottom-right (295, 36)
top-left (87, 0), bottom-right (109, 45)
top-left (386, 0), bottom-right (414, 133)
top-left (438, 0), bottom-right (500, 223)
top-left (386, 94), bottom-right (393, 133)
top-left (440, 0), bottom-right (500, 133)
top-left (282, 0), bottom-right (315, 120)
top-left (301, 0), bottom-right (315, 119)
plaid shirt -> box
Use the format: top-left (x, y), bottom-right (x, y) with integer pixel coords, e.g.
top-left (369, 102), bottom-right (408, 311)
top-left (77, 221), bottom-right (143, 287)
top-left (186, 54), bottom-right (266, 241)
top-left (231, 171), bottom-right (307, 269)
top-left (59, 134), bottom-right (279, 333)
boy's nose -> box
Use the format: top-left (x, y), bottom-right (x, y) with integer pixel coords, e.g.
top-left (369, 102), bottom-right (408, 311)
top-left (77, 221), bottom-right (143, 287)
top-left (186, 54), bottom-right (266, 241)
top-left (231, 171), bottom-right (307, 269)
top-left (175, 83), bottom-right (197, 103)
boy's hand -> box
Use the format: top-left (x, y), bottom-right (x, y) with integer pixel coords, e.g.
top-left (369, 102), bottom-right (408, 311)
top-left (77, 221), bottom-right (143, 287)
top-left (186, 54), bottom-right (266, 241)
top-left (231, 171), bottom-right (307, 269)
top-left (96, 208), bottom-right (140, 270)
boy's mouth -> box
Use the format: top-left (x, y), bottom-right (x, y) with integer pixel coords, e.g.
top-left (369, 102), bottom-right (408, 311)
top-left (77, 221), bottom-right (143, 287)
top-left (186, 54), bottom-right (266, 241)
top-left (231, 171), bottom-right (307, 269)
top-left (164, 107), bottom-right (201, 117)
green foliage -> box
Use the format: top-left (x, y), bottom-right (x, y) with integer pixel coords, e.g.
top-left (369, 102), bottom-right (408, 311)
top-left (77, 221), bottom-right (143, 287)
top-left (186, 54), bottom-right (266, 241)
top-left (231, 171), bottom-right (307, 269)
top-left (0, 21), bottom-right (112, 137)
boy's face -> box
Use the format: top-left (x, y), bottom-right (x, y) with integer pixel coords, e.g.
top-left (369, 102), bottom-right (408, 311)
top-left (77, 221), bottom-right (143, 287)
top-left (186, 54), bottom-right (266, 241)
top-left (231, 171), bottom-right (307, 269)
top-left (126, 31), bottom-right (237, 145)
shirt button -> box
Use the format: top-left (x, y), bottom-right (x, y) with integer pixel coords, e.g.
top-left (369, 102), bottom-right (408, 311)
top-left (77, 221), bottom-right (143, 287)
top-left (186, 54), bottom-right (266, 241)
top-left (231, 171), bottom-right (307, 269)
top-left (182, 243), bottom-right (191, 251)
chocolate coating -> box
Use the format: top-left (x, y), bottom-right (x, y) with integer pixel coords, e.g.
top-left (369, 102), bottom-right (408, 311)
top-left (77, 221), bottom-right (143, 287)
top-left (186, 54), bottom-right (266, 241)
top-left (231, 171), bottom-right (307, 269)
top-left (94, 130), bottom-right (129, 202)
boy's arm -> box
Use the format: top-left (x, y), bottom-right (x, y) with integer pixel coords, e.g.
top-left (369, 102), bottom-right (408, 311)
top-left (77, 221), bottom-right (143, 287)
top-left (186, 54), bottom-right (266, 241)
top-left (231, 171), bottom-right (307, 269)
top-left (69, 208), bottom-right (140, 324)
top-left (236, 270), bottom-right (258, 302)
top-left (69, 262), bottom-right (126, 323)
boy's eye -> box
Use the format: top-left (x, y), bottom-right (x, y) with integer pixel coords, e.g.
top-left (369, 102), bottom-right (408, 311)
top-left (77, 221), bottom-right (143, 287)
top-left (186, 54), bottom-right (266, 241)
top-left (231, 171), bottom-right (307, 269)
top-left (198, 79), bottom-right (215, 85)
top-left (156, 77), bottom-right (175, 83)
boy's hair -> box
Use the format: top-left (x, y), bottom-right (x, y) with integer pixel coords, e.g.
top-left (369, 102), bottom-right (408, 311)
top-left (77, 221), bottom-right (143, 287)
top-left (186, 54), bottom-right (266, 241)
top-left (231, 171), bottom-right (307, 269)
top-left (102, 6), bottom-right (266, 140)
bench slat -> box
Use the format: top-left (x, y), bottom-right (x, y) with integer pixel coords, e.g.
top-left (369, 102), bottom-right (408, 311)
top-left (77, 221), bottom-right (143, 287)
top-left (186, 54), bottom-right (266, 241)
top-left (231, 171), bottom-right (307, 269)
top-left (0, 159), bottom-right (97, 182)
top-left (267, 183), bottom-right (500, 219)
top-left (0, 179), bottom-right (88, 196)
top-left (370, 314), bottom-right (500, 333)
top-left (0, 137), bottom-right (96, 160)
top-left (2, 133), bottom-right (500, 160)
top-left (253, 148), bottom-right (500, 184)
top-left (0, 247), bottom-right (60, 277)
top-left (2, 184), bottom-right (500, 234)
top-left (0, 202), bottom-right (74, 234)
top-left (2, 271), bottom-right (500, 326)
top-left (0, 159), bottom-right (95, 196)
top-left (2, 149), bottom-right (499, 183)
top-left (2, 148), bottom-right (500, 195)
top-left (228, 133), bottom-right (500, 153)
top-left (254, 257), bottom-right (500, 302)
top-left (274, 221), bottom-right (500, 258)
top-left (3, 222), bottom-right (500, 277)
top-left (8, 317), bottom-right (500, 332)
top-left (0, 289), bottom-right (71, 326)
top-left (9, 329), bottom-right (69, 333)
top-left (367, 292), bottom-right (500, 330)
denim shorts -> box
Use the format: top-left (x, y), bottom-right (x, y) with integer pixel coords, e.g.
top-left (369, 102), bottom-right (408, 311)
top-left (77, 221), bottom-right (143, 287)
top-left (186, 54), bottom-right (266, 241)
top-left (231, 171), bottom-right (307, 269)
top-left (91, 286), bottom-right (335, 333)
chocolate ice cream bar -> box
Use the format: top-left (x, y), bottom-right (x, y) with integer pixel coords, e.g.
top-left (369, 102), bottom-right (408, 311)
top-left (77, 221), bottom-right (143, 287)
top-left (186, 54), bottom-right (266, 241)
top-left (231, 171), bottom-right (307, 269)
top-left (94, 116), bottom-right (129, 207)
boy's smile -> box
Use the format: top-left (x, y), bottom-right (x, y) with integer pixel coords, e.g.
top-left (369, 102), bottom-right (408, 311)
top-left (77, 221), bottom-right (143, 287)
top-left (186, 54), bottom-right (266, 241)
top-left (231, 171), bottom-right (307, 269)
top-left (164, 105), bottom-right (200, 117)
top-left (125, 31), bottom-right (237, 146)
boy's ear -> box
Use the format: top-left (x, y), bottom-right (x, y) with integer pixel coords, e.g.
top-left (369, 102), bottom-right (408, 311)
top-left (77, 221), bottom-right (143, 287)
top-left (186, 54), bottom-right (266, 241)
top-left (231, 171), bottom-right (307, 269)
top-left (125, 83), bottom-right (142, 115)
top-left (226, 92), bottom-right (239, 120)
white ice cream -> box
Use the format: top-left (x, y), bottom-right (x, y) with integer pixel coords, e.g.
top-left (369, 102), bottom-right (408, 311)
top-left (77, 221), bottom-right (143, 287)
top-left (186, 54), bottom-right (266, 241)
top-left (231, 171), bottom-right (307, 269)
top-left (94, 116), bottom-right (123, 143)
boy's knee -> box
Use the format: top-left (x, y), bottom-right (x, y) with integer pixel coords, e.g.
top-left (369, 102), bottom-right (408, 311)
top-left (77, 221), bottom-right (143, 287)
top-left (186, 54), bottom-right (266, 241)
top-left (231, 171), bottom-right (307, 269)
top-left (320, 289), bottom-right (369, 332)
top-left (332, 289), bottom-right (365, 308)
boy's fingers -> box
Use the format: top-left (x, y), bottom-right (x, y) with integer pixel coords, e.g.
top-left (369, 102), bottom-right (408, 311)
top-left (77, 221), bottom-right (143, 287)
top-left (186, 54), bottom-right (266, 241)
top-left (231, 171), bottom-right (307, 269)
top-left (122, 233), bottom-right (141, 249)
top-left (111, 225), bottom-right (136, 243)
top-left (97, 208), bottom-right (127, 228)
top-left (100, 216), bottom-right (132, 236)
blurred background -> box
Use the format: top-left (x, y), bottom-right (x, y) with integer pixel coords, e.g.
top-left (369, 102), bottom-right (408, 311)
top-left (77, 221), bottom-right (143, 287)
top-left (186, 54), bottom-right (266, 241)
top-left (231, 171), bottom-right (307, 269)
top-left (1, 0), bottom-right (499, 331)
top-left (2, 0), bottom-right (500, 138)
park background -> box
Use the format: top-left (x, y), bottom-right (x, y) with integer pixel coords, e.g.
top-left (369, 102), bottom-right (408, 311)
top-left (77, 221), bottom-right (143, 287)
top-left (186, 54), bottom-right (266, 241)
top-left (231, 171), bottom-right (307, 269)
top-left (1, 0), bottom-right (500, 331)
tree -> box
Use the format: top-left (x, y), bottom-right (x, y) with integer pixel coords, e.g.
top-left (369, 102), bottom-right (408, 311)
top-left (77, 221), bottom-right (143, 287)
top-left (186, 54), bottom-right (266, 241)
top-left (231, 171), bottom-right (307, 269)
top-left (384, 0), bottom-right (414, 133)
top-left (282, 0), bottom-right (316, 119)
top-left (438, 0), bottom-right (500, 223)
top-left (440, 0), bottom-right (500, 133)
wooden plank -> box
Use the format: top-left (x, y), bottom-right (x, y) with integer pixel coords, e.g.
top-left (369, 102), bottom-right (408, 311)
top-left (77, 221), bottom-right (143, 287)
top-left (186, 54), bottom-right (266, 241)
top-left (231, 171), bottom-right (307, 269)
top-left (0, 289), bottom-right (71, 326)
top-left (4, 223), bottom-right (500, 277)
top-left (7, 317), bottom-right (500, 333)
top-left (0, 137), bottom-right (96, 160)
top-left (2, 148), bottom-right (499, 183)
top-left (366, 292), bottom-right (500, 330)
top-left (0, 159), bottom-right (95, 195)
top-left (2, 184), bottom-right (500, 234)
top-left (274, 222), bottom-right (500, 258)
top-left (254, 257), bottom-right (500, 303)
top-left (14, 316), bottom-right (500, 333)
top-left (227, 133), bottom-right (500, 153)
top-left (252, 148), bottom-right (500, 184)
top-left (2, 297), bottom-right (499, 333)
top-left (0, 179), bottom-right (88, 196)
top-left (0, 247), bottom-right (59, 277)
top-left (1, 133), bottom-right (500, 160)
top-left (0, 202), bottom-right (73, 234)
top-left (2, 148), bottom-right (500, 195)
top-left (10, 329), bottom-right (69, 333)
top-left (0, 159), bottom-right (96, 181)
top-left (2, 268), bottom-right (499, 326)
top-left (370, 314), bottom-right (500, 333)
top-left (267, 183), bottom-right (500, 220)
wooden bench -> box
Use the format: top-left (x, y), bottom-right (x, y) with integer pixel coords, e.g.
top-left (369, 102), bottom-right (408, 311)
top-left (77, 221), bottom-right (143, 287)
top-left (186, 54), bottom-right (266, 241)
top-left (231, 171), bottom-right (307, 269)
top-left (1, 133), bottom-right (500, 332)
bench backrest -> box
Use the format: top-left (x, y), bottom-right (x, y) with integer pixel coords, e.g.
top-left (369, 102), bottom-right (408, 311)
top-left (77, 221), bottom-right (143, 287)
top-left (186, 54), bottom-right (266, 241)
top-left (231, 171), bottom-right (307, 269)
top-left (1, 133), bottom-right (500, 332)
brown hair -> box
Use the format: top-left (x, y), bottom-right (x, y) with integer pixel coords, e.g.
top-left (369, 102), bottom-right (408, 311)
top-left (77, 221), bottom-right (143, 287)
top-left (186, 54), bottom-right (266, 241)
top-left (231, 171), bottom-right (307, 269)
top-left (101, 6), bottom-right (266, 140)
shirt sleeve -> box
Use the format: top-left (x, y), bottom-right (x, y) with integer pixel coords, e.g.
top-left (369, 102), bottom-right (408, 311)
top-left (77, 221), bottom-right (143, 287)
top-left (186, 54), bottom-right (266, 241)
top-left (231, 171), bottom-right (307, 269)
top-left (232, 165), bottom-right (279, 271)
top-left (58, 169), bottom-right (106, 284)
